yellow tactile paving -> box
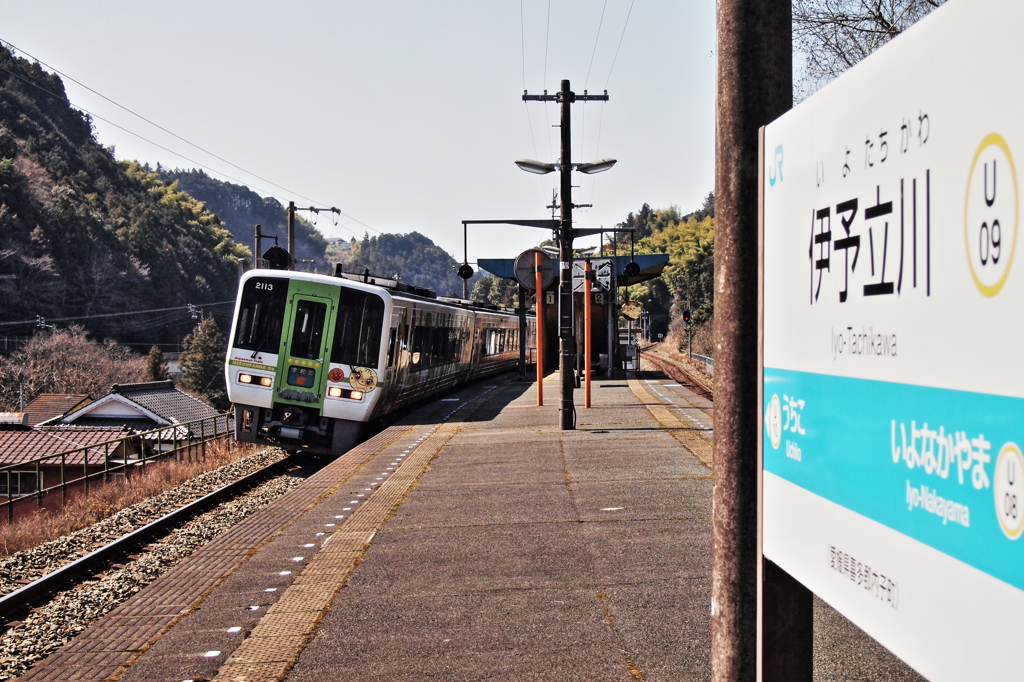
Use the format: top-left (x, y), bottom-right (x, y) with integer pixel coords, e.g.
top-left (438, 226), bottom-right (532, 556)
top-left (628, 378), bottom-right (713, 468)
top-left (211, 396), bottom-right (492, 681)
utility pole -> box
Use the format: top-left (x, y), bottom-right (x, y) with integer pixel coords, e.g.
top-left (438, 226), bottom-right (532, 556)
top-left (714, 0), bottom-right (796, 681)
top-left (287, 202), bottom-right (296, 270)
top-left (287, 203), bottom-right (341, 272)
top-left (523, 79), bottom-right (608, 430)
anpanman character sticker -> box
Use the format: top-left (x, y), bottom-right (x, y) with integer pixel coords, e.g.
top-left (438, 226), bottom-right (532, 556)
top-left (327, 368), bottom-right (345, 383)
top-left (349, 367), bottom-right (378, 392)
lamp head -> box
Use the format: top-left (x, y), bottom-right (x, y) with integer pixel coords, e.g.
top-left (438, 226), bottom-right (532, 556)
top-left (576, 158), bottom-right (617, 174)
top-left (515, 159), bottom-right (556, 175)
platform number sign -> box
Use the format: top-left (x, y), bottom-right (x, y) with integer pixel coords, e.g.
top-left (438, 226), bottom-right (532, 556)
top-left (994, 443), bottom-right (1024, 539)
top-left (964, 134), bottom-right (1019, 297)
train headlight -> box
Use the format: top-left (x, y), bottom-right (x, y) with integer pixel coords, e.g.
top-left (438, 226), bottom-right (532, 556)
top-left (239, 373), bottom-right (273, 387)
top-left (327, 387), bottom-right (364, 400)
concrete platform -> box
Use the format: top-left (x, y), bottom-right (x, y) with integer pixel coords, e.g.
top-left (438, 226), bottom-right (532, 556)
top-left (23, 370), bottom-right (924, 681)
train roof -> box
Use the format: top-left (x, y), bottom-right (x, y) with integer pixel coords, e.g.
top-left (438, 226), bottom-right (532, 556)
top-left (240, 268), bottom-right (529, 317)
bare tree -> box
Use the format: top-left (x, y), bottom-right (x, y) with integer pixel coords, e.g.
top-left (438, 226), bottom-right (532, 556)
top-left (0, 327), bottom-right (145, 410)
top-left (794, 0), bottom-right (944, 100)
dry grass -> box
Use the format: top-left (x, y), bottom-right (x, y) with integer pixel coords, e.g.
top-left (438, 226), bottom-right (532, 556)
top-left (658, 333), bottom-right (714, 391)
top-left (0, 439), bottom-right (261, 558)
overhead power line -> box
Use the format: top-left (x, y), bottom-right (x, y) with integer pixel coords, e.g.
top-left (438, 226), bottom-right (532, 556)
top-left (0, 301), bottom-right (235, 328)
top-left (0, 39), bottom-right (379, 236)
top-left (605, 0), bottom-right (637, 89)
top-left (584, 0), bottom-right (610, 88)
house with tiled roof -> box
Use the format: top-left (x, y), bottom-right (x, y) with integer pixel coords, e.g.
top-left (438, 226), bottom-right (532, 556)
top-left (0, 426), bottom-right (133, 497)
top-left (53, 381), bottom-right (221, 434)
top-left (22, 394), bottom-right (92, 427)
top-left (0, 382), bottom-right (224, 505)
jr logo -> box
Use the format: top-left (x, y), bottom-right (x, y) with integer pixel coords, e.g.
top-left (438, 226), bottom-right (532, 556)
top-left (768, 145), bottom-right (784, 186)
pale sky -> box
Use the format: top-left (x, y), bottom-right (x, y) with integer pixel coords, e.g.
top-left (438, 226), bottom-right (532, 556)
top-left (1, 0), bottom-right (715, 261)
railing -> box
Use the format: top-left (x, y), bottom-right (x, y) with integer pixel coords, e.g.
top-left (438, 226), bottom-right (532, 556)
top-left (0, 412), bottom-right (233, 523)
top-left (691, 353), bottom-right (715, 375)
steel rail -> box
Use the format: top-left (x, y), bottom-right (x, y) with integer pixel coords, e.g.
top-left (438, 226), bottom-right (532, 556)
top-left (641, 347), bottom-right (714, 399)
top-left (0, 454), bottom-right (291, 624)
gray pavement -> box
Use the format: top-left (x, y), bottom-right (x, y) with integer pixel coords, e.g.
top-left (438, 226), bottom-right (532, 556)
top-left (288, 371), bottom-right (924, 681)
top-left (289, 375), bottom-right (711, 681)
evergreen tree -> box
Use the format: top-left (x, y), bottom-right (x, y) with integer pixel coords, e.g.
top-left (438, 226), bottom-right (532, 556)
top-left (144, 345), bottom-right (169, 381)
top-left (179, 318), bottom-right (227, 407)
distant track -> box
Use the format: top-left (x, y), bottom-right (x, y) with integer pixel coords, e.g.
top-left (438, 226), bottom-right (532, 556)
top-left (641, 346), bottom-right (714, 400)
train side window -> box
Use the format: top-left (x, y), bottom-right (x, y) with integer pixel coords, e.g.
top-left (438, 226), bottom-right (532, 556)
top-left (386, 328), bottom-right (398, 368)
top-left (332, 289), bottom-right (385, 368)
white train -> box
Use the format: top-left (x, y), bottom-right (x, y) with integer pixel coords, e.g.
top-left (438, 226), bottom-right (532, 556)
top-left (225, 269), bottom-right (534, 455)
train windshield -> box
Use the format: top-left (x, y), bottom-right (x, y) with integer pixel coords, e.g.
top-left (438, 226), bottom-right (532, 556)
top-left (234, 277), bottom-right (288, 354)
top-left (331, 288), bottom-right (385, 369)
top-left (289, 299), bottom-right (328, 360)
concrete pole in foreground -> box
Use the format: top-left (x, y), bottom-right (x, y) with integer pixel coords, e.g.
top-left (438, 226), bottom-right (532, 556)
top-left (713, 1), bottom-right (800, 681)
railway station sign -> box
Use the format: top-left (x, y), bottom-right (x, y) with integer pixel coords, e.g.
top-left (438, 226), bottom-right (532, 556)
top-left (761, 1), bottom-right (1024, 679)
top-left (571, 259), bottom-right (613, 292)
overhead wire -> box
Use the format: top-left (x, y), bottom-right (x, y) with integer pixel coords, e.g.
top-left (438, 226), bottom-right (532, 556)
top-left (0, 301), bottom-right (235, 328)
top-left (604, 0), bottom-right (636, 89)
top-left (541, 0), bottom-right (554, 164)
top-left (580, 0), bottom-right (609, 204)
top-left (0, 40), bottom-right (378, 237)
top-left (593, 0), bottom-right (630, 204)
top-left (520, 0), bottom-right (539, 161)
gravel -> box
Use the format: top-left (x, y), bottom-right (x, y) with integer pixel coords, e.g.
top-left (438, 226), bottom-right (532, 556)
top-left (0, 449), bottom-right (286, 598)
top-left (0, 450), bottom-right (302, 680)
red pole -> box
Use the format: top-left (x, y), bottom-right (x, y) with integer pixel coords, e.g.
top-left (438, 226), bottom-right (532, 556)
top-left (584, 260), bottom-right (592, 408)
top-left (536, 251), bottom-right (544, 406)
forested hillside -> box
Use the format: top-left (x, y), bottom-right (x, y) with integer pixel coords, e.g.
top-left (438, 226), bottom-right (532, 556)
top-left (346, 231), bottom-right (475, 297)
top-left (160, 168), bottom-right (328, 271)
top-left (619, 193), bottom-right (715, 349)
top-left (0, 46), bottom-right (248, 344)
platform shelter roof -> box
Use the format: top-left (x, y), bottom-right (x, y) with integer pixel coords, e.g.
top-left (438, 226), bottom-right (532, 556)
top-left (478, 253), bottom-right (669, 287)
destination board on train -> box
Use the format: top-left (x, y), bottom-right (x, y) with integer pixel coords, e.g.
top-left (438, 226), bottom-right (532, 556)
top-left (761, 1), bottom-right (1024, 678)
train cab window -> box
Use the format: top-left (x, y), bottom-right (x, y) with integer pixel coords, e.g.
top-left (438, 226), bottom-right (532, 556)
top-left (289, 299), bottom-right (327, 360)
top-left (234, 277), bottom-right (289, 354)
top-left (331, 289), bottom-right (385, 369)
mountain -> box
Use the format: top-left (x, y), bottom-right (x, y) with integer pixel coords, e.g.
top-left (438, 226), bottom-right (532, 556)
top-left (159, 169), bottom-right (329, 272)
top-left (347, 232), bottom-right (477, 297)
top-left (0, 45), bottom-right (248, 344)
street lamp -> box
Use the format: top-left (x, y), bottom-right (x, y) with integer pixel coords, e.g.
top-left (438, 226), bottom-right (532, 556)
top-left (516, 79), bottom-right (616, 430)
top-left (514, 158), bottom-right (617, 175)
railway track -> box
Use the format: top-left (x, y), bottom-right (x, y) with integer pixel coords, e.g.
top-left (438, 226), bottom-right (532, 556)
top-left (641, 345), bottom-right (714, 399)
top-left (0, 450), bottom-right (316, 680)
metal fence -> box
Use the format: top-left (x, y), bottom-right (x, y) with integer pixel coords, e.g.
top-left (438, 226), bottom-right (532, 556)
top-left (691, 353), bottom-right (715, 375)
top-left (0, 412), bottom-right (233, 523)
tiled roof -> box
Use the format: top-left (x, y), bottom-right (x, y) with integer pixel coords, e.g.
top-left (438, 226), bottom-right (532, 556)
top-left (0, 427), bottom-right (130, 467)
top-left (110, 381), bottom-right (219, 424)
top-left (23, 394), bottom-right (92, 427)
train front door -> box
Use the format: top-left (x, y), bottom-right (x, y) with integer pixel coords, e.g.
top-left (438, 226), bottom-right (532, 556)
top-left (275, 292), bottom-right (335, 407)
